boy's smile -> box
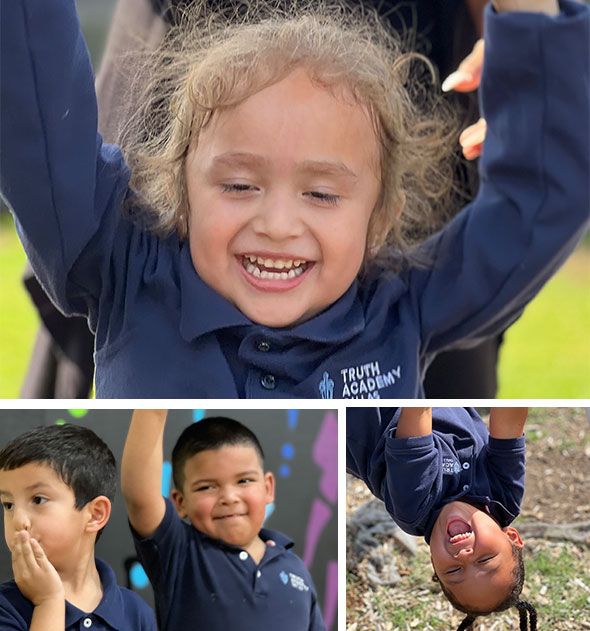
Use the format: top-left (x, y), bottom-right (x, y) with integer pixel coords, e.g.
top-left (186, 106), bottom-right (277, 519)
top-left (172, 445), bottom-right (275, 556)
top-left (185, 67), bottom-right (382, 327)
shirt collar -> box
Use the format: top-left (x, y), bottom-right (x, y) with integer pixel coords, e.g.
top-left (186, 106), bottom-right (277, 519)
top-left (179, 245), bottom-right (366, 343)
top-left (65, 558), bottom-right (124, 630)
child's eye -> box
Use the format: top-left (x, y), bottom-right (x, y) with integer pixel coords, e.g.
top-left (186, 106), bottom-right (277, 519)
top-left (221, 183), bottom-right (257, 194)
top-left (1, 501), bottom-right (13, 511)
top-left (478, 556), bottom-right (494, 564)
top-left (32, 496), bottom-right (48, 505)
top-left (445, 567), bottom-right (460, 575)
top-left (305, 191), bottom-right (339, 205)
top-left (239, 478), bottom-right (254, 484)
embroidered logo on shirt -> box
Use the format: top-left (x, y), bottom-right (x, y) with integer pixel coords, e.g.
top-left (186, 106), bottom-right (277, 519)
top-left (442, 457), bottom-right (461, 475)
top-left (281, 572), bottom-right (310, 592)
top-left (340, 361), bottom-right (401, 398)
top-left (319, 372), bottom-right (335, 399)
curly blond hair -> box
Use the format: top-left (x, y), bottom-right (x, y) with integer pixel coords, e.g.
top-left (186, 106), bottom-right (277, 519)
top-left (119, 0), bottom-right (460, 268)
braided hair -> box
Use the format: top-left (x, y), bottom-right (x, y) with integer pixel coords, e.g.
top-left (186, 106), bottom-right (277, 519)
top-left (454, 599), bottom-right (537, 630)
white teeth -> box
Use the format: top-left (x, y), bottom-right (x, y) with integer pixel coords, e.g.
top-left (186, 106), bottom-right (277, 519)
top-left (244, 259), bottom-right (305, 280)
top-left (284, 260), bottom-right (293, 269)
top-left (257, 256), bottom-right (265, 265)
top-left (248, 255), bottom-right (257, 263)
top-left (242, 255), bottom-right (308, 276)
top-left (449, 531), bottom-right (473, 543)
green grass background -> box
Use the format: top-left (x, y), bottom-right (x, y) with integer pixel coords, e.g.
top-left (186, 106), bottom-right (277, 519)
top-left (1, 214), bottom-right (588, 398)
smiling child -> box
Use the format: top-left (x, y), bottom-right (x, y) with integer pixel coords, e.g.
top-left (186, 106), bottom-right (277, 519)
top-left (121, 409), bottom-right (324, 631)
top-left (1, 0), bottom-right (588, 397)
top-left (347, 407), bottom-right (535, 629)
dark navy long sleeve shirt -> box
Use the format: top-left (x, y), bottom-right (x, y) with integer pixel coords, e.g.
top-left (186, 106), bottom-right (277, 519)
top-left (1, 1), bottom-right (588, 398)
top-left (346, 407), bottom-right (526, 542)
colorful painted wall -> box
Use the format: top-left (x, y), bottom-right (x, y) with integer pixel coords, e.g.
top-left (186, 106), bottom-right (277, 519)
top-left (0, 409), bottom-right (338, 629)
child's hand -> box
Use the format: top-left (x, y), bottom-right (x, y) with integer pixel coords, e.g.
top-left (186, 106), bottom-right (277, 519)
top-left (442, 39), bottom-right (487, 160)
top-left (12, 531), bottom-right (64, 606)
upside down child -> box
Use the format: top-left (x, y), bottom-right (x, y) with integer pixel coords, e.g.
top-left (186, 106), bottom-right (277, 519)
top-left (1, 0), bottom-right (588, 397)
top-left (347, 407), bottom-right (535, 630)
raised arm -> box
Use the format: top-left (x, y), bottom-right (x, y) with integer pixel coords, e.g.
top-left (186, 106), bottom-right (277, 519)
top-left (489, 407), bottom-right (528, 439)
top-left (121, 410), bottom-right (168, 538)
top-left (416, 0), bottom-right (589, 354)
top-left (394, 407), bottom-right (432, 439)
top-left (0, 0), bottom-right (131, 318)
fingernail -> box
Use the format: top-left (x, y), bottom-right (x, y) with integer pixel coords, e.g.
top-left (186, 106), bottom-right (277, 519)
top-left (442, 71), bottom-right (473, 93)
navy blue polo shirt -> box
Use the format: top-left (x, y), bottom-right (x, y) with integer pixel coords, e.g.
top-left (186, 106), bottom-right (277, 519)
top-left (132, 498), bottom-right (325, 631)
top-left (346, 407), bottom-right (526, 543)
top-left (1, 1), bottom-right (589, 398)
top-left (0, 558), bottom-right (156, 631)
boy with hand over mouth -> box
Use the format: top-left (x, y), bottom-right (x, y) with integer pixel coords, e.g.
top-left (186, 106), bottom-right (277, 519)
top-left (0, 424), bottom-right (156, 631)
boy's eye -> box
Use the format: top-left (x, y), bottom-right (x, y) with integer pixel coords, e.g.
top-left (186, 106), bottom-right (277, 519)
top-left (221, 183), bottom-right (257, 194)
top-left (305, 191), bottom-right (339, 205)
top-left (478, 555), bottom-right (494, 564)
top-left (238, 478), bottom-right (254, 484)
top-left (445, 567), bottom-right (460, 575)
top-left (1, 501), bottom-right (13, 511)
top-left (32, 496), bottom-right (48, 505)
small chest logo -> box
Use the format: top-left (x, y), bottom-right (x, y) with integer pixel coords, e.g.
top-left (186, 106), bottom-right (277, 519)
top-left (442, 457), bottom-right (461, 475)
top-left (319, 372), bottom-right (335, 399)
top-left (280, 571), bottom-right (310, 592)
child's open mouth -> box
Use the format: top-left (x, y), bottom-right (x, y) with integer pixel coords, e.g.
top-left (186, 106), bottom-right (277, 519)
top-left (447, 519), bottom-right (473, 544)
top-left (241, 255), bottom-right (310, 280)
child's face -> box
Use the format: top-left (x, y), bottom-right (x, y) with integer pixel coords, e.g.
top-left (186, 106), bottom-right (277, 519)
top-left (0, 463), bottom-right (90, 572)
top-left (172, 445), bottom-right (275, 551)
top-left (429, 501), bottom-right (524, 611)
top-left (185, 68), bottom-right (382, 327)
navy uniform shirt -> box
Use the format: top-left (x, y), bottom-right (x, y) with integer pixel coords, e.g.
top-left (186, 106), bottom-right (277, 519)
top-left (1, 1), bottom-right (589, 398)
top-left (132, 498), bottom-right (325, 631)
top-left (347, 407), bottom-right (526, 543)
top-left (0, 558), bottom-right (156, 631)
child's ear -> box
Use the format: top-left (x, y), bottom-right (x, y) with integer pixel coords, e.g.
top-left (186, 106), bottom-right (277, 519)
top-left (171, 489), bottom-right (188, 518)
top-left (85, 496), bottom-right (111, 535)
top-left (503, 526), bottom-right (524, 549)
top-left (264, 472), bottom-right (275, 505)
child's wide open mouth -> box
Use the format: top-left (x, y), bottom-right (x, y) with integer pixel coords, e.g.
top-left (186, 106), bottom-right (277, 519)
top-left (447, 518), bottom-right (474, 544)
top-left (240, 254), bottom-right (312, 282)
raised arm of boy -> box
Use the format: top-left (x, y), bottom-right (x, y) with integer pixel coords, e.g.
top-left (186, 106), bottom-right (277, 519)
top-left (121, 410), bottom-right (168, 539)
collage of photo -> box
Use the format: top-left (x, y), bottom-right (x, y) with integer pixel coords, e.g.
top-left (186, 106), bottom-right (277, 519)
top-left (0, 0), bottom-right (588, 630)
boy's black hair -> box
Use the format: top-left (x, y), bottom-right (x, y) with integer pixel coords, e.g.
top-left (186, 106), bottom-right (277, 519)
top-left (0, 424), bottom-right (117, 540)
top-left (172, 417), bottom-right (264, 490)
top-left (434, 545), bottom-right (537, 630)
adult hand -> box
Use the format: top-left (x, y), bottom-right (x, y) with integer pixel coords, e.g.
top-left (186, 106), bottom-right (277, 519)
top-left (12, 530), bottom-right (64, 606)
top-left (442, 39), bottom-right (486, 160)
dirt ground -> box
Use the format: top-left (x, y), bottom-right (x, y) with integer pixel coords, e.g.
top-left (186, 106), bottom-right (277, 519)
top-left (346, 407), bottom-right (590, 630)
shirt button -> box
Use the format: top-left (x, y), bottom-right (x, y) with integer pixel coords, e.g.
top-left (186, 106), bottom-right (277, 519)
top-left (462, 462), bottom-right (470, 470)
top-left (463, 484), bottom-right (470, 491)
top-left (257, 341), bottom-right (270, 352)
top-left (257, 570), bottom-right (262, 578)
top-left (261, 374), bottom-right (276, 390)
top-left (83, 619), bottom-right (92, 628)
top-left (239, 551), bottom-right (248, 561)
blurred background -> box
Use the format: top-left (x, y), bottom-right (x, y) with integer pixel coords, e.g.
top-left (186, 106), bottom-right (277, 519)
top-left (1, 1), bottom-right (588, 398)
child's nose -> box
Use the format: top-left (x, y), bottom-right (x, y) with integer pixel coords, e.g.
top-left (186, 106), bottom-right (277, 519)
top-left (453, 546), bottom-right (473, 558)
top-left (13, 508), bottom-right (31, 532)
top-left (251, 191), bottom-right (305, 241)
